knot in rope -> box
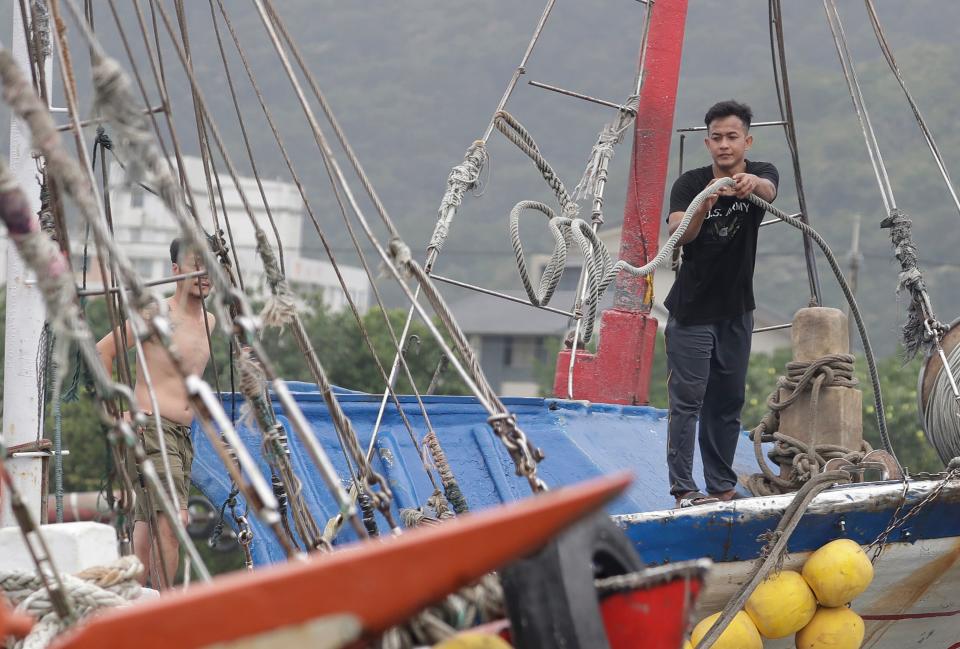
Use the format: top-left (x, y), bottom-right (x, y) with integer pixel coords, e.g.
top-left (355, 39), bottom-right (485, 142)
top-left (256, 229), bottom-right (303, 329)
top-left (430, 141), bottom-right (488, 253)
top-left (880, 208), bottom-right (934, 360)
top-left (94, 125), bottom-right (113, 151)
top-left (387, 237), bottom-right (413, 278)
top-left (573, 94), bottom-right (639, 203)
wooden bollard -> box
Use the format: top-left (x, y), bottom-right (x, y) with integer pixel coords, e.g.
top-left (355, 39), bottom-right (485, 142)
top-left (778, 307), bottom-right (863, 453)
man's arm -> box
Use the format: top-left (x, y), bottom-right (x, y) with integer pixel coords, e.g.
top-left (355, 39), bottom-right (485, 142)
top-left (732, 172), bottom-right (777, 201)
top-left (95, 320), bottom-right (136, 378)
top-left (667, 178), bottom-right (723, 245)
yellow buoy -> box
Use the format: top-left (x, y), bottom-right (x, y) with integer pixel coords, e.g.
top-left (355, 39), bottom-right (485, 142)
top-left (690, 611), bottom-right (763, 649)
top-left (746, 570), bottom-right (817, 638)
top-left (433, 633), bottom-right (512, 649)
top-left (802, 539), bottom-right (874, 606)
top-left (795, 606), bottom-right (865, 649)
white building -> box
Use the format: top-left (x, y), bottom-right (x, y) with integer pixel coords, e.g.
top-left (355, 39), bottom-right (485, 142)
top-left (72, 156), bottom-right (369, 311)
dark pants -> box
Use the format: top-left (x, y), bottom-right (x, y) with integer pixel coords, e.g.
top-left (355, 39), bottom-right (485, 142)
top-left (665, 311), bottom-right (752, 497)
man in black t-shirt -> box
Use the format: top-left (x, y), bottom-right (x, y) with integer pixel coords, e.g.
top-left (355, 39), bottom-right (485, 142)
top-left (664, 100), bottom-right (779, 507)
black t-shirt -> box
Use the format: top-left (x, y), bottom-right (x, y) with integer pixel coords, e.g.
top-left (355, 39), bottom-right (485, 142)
top-left (664, 161), bottom-right (779, 325)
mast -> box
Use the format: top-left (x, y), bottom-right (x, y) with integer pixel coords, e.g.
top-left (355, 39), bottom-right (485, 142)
top-left (1, 3), bottom-right (53, 527)
top-left (554, 0), bottom-right (689, 405)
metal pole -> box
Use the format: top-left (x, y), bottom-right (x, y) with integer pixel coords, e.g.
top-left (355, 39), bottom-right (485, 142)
top-left (2, 4), bottom-right (53, 528)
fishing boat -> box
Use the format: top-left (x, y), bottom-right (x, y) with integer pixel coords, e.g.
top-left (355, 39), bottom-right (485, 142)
top-left (188, 1), bottom-right (960, 647)
top-left (1, 0), bottom-right (960, 648)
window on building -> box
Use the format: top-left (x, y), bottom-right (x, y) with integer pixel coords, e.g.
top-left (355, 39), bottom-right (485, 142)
top-left (502, 336), bottom-right (514, 367)
top-left (133, 258), bottom-right (154, 278)
top-left (512, 338), bottom-right (537, 369)
top-left (535, 337), bottom-right (548, 364)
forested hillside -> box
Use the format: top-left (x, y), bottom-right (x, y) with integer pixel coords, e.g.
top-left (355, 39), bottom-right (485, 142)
top-left (1, 0), bottom-right (958, 356)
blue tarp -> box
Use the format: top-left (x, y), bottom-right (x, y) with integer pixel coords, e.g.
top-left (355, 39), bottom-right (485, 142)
top-left (191, 382), bottom-right (768, 565)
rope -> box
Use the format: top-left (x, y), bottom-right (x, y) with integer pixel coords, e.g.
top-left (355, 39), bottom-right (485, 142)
top-left (376, 574), bottom-right (504, 649)
top-left (430, 141), bottom-right (488, 255)
top-left (424, 431), bottom-right (467, 514)
top-left (746, 354), bottom-right (871, 496)
top-left (924, 343), bottom-right (960, 465)
top-left (881, 209), bottom-right (943, 361)
top-left (214, 0), bottom-right (455, 532)
top-left (696, 471), bottom-right (851, 649)
top-left (494, 111), bottom-right (578, 218)
top-left (743, 193), bottom-right (896, 467)
top-left (1, 556), bottom-right (143, 649)
top-left (253, 0), bottom-right (550, 495)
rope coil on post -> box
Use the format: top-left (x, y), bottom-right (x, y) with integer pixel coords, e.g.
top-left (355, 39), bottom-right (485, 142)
top-left (747, 354), bottom-right (872, 496)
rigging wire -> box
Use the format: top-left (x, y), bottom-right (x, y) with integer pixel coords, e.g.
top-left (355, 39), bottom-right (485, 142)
top-left (358, 0), bottom-right (560, 451)
top-left (862, 0), bottom-right (960, 221)
top-left (120, 0), bottom-right (384, 535)
top-left (822, 0), bottom-right (896, 214)
top-left (59, 0), bottom-right (306, 559)
top-left (211, 0), bottom-right (460, 519)
top-left (6, 0), bottom-right (212, 583)
top-left (254, 0), bottom-right (547, 493)
top-left (54, 2), bottom-right (174, 583)
top-left (768, 0), bottom-right (822, 306)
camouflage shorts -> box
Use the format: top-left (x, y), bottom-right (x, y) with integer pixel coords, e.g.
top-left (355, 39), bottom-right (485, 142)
top-left (132, 417), bottom-right (193, 522)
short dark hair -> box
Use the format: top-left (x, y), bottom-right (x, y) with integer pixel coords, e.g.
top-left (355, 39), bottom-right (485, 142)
top-left (704, 100), bottom-right (753, 131)
top-left (170, 235), bottom-right (217, 265)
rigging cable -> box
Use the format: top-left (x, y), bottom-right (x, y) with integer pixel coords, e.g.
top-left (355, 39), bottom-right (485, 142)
top-left (0, 33), bottom-right (211, 583)
top-left (53, 3), bottom-right (174, 585)
top-left (253, 0), bottom-right (547, 494)
top-left (145, 0), bottom-right (398, 532)
top-left (83, 0), bottom-right (373, 540)
top-left (55, 0), bottom-right (300, 561)
top-left (768, 0), bottom-right (822, 306)
top-left (211, 0), bottom-right (452, 506)
top-left (862, 0), bottom-right (960, 220)
top-left (354, 0), bottom-right (560, 461)
top-left (823, 0), bottom-right (960, 423)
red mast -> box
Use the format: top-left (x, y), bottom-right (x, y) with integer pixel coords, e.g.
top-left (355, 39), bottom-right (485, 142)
top-left (554, 0), bottom-right (689, 405)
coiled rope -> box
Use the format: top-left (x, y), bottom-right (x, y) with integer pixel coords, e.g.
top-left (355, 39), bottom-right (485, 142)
top-left (747, 354), bottom-right (872, 496)
top-left (492, 130), bottom-right (897, 463)
top-left (743, 193), bottom-right (895, 467)
top-left (499, 108), bottom-right (724, 343)
top-left (1, 557), bottom-right (143, 649)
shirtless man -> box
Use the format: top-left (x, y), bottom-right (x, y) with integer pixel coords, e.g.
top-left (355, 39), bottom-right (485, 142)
top-left (97, 239), bottom-right (214, 586)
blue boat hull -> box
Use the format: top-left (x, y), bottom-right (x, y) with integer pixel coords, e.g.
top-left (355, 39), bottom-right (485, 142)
top-left (190, 383), bottom-right (960, 647)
